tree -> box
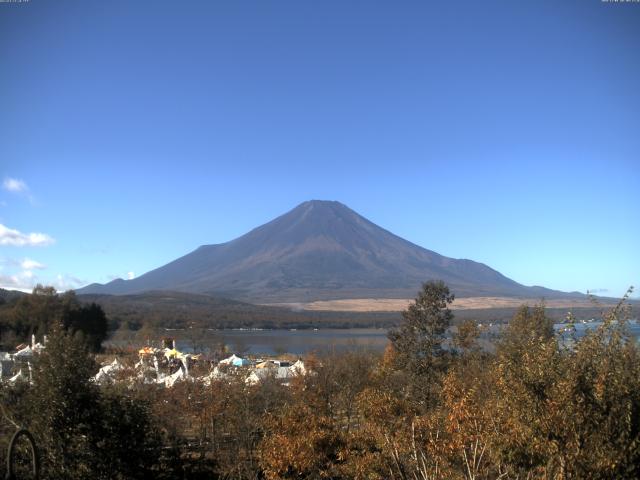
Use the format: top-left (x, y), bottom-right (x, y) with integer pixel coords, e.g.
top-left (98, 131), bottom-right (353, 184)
top-left (26, 327), bottom-right (161, 479)
top-left (27, 327), bottom-right (103, 479)
top-left (62, 301), bottom-right (109, 353)
top-left (0, 287), bottom-right (109, 352)
top-left (501, 303), bottom-right (554, 346)
top-left (489, 294), bottom-right (640, 479)
top-left (94, 391), bottom-right (163, 480)
top-left (452, 319), bottom-right (482, 356)
top-left (387, 280), bottom-right (454, 406)
top-left (0, 285), bottom-right (60, 344)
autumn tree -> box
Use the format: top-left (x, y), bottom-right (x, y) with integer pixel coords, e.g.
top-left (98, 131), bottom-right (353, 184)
top-left (258, 351), bottom-right (378, 479)
top-left (501, 303), bottom-right (554, 347)
top-left (490, 293), bottom-right (640, 479)
top-left (260, 401), bottom-right (344, 480)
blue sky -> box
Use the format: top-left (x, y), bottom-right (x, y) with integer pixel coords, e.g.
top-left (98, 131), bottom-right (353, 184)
top-left (1, 0), bottom-right (638, 298)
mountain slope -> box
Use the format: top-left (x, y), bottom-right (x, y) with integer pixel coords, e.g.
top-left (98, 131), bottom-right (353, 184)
top-left (0, 288), bottom-right (28, 303)
top-left (77, 200), bottom-right (574, 302)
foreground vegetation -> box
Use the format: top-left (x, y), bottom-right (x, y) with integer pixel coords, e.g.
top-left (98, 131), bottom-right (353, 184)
top-left (0, 281), bottom-right (638, 479)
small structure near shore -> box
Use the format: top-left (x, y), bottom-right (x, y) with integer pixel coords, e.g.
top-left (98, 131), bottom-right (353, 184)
top-left (219, 354), bottom-right (250, 367)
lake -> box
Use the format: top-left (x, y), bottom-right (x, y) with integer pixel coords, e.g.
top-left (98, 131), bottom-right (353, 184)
top-left (162, 320), bottom-right (640, 356)
top-left (174, 327), bottom-right (390, 356)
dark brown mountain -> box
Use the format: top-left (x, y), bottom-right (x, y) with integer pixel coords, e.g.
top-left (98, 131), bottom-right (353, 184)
top-left (0, 288), bottom-right (27, 304)
top-left (76, 200), bottom-right (579, 302)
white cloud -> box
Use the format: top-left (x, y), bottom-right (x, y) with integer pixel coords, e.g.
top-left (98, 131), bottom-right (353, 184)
top-left (55, 274), bottom-right (86, 291)
top-left (0, 269), bottom-right (86, 293)
top-left (21, 258), bottom-right (46, 270)
top-left (0, 223), bottom-right (55, 247)
top-left (0, 271), bottom-right (39, 292)
top-left (0, 256), bottom-right (81, 293)
top-left (1, 257), bottom-right (46, 269)
top-left (2, 177), bottom-right (28, 193)
top-left (104, 271), bottom-right (135, 281)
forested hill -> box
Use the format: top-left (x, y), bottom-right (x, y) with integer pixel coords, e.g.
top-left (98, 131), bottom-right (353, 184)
top-left (0, 288), bottom-right (27, 304)
top-left (78, 290), bottom-right (617, 330)
top-left (77, 291), bottom-right (400, 329)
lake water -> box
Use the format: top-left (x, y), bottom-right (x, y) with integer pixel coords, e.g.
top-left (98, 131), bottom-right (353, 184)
top-left (174, 328), bottom-right (389, 356)
top-left (166, 320), bottom-right (640, 356)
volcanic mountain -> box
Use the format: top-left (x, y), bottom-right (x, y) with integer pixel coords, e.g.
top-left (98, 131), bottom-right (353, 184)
top-left (77, 200), bottom-right (572, 302)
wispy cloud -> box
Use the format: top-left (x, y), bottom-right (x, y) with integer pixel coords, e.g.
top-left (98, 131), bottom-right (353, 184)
top-left (2, 177), bottom-right (37, 205)
top-left (2, 177), bottom-right (28, 193)
top-left (0, 223), bottom-right (55, 247)
top-left (55, 274), bottom-right (86, 291)
top-left (0, 269), bottom-right (86, 292)
top-left (127, 271), bottom-right (135, 280)
top-left (0, 271), bottom-right (39, 292)
top-left (1, 257), bottom-right (47, 270)
top-left (0, 254), bottom-right (85, 292)
top-left (21, 258), bottom-right (46, 270)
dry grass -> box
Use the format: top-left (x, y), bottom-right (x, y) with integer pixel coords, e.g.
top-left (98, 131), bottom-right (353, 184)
top-left (266, 296), bottom-right (616, 312)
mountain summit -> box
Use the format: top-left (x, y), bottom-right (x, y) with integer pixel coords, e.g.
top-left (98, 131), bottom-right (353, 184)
top-left (77, 200), bottom-right (567, 302)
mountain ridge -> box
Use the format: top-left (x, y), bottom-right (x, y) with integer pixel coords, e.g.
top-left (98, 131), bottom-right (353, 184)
top-left (76, 200), bottom-right (580, 302)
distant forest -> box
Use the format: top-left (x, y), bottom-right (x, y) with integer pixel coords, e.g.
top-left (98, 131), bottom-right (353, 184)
top-left (0, 286), bottom-right (109, 352)
top-left (0, 287), bottom-right (626, 350)
top-left (70, 292), bottom-right (639, 331)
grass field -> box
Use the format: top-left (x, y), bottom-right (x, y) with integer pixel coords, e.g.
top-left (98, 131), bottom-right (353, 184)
top-left (267, 296), bottom-right (621, 312)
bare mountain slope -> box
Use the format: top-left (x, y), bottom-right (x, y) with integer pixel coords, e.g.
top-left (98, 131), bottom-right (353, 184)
top-left (77, 200), bottom-right (576, 302)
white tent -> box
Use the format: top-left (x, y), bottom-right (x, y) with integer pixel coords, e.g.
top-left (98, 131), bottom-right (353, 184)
top-left (7, 369), bottom-right (25, 384)
top-left (13, 346), bottom-right (33, 359)
top-left (278, 366), bottom-right (293, 379)
top-left (133, 357), bottom-right (157, 383)
top-left (93, 358), bottom-right (125, 385)
top-left (290, 360), bottom-right (306, 376)
top-left (245, 368), bottom-right (269, 385)
top-left (199, 367), bottom-right (228, 386)
top-left (162, 367), bottom-right (185, 388)
top-left (180, 355), bottom-right (191, 377)
top-left (245, 364), bottom-right (298, 385)
top-left (219, 354), bottom-right (250, 367)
